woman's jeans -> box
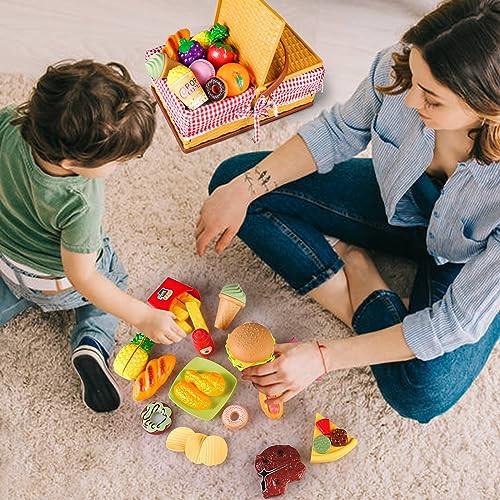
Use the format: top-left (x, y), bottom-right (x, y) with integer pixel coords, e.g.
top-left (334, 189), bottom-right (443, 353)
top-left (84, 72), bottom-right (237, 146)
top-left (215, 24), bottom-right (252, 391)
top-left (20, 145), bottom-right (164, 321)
top-left (0, 236), bottom-right (128, 356)
top-left (209, 152), bottom-right (499, 423)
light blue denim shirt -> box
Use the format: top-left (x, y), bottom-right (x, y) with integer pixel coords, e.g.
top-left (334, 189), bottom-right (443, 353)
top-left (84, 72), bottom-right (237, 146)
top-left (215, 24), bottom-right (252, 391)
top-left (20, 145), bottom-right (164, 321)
top-left (298, 44), bottom-right (500, 361)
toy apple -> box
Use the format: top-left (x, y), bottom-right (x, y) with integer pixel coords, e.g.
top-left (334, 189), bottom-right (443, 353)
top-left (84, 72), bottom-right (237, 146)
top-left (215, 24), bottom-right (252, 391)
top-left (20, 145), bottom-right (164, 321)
top-left (207, 42), bottom-right (237, 69)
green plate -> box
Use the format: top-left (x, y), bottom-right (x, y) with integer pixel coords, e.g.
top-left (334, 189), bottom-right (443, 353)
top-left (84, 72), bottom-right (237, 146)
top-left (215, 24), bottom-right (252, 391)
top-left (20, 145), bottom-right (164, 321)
top-left (168, 357), bottom-right (237, 421)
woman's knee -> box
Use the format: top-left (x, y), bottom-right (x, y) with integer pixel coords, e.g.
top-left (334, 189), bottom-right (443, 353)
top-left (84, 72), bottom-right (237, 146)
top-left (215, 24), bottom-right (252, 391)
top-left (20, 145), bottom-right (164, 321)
top-left (372, 361), bottom-right (461, 424)
top-left (208, 151), bottom-right (271, 195)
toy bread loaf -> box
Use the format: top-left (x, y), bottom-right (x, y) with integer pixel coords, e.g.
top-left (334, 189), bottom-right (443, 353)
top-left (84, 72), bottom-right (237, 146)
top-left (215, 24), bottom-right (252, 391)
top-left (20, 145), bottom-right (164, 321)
top-left (132, 354), bottom-right (176, 401)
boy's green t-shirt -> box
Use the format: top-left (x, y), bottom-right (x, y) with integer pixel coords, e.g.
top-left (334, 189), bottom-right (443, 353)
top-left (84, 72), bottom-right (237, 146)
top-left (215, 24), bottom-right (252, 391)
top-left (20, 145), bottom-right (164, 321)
top-left (0, 106), bottom-right (104, 276)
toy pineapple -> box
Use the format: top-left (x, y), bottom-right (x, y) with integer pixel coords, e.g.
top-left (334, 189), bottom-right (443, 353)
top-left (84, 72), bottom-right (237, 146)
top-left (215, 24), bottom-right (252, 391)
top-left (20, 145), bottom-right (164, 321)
top-left (113, 333), bottom-right (154, 381)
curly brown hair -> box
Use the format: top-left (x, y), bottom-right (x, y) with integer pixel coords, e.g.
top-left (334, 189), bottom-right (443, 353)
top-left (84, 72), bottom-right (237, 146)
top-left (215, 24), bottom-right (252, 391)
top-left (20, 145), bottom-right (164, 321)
top-left (378, 0), bottom-right (500, 164)
top-left (11, 60), bottom-right (156, 168)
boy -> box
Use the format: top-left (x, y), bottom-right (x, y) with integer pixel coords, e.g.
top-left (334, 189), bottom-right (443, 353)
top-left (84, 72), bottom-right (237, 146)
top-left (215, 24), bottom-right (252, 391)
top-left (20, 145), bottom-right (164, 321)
top-left (0, 60), bottom-right (186, 413)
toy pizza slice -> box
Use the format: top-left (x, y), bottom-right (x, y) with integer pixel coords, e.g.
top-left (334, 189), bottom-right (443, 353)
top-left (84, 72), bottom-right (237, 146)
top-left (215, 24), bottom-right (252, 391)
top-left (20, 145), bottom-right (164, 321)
top-left (310, 413), bottom-right (358, 464)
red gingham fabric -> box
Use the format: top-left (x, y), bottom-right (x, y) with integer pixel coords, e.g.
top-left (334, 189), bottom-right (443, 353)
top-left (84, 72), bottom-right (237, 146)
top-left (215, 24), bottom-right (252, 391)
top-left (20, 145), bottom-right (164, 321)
top-left (145, 46), bottom-right (325, 143)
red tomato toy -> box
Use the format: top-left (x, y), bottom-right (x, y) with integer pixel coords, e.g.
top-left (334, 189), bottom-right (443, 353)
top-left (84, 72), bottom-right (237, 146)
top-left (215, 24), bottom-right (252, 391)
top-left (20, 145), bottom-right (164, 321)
top-left (207, 42), bottom-right (237, 69)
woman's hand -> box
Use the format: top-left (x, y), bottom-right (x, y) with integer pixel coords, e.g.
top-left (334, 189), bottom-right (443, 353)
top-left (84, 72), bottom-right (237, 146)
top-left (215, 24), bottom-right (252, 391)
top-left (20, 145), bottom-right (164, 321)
top-left (196, 181), bottom-right (251, 256)
top-left (136, 309), bottom-right (187, 344)
top-left (242, 342), bottom-right (325, 404)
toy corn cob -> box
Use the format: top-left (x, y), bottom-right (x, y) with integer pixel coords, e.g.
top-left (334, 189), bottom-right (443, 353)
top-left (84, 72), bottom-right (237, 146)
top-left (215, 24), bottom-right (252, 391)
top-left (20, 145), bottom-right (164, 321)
top-left (113, 333), bottom-right (154, 381)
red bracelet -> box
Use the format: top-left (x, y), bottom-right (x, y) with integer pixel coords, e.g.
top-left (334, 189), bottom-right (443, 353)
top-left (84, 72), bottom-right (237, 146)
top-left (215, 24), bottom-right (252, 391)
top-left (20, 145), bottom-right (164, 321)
top-left (315, 341), bottom-right (328, 375)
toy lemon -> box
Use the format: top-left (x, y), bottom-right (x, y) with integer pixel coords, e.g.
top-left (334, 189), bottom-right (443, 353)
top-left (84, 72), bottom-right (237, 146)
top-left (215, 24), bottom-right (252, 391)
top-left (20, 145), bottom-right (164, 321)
top-left (113, 333), bottom-right (154, 380)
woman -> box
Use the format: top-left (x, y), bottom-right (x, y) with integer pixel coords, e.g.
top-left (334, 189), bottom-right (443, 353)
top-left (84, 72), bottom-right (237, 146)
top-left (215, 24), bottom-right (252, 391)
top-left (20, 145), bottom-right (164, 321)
top-left (196, 0), bottom-right (500, 423)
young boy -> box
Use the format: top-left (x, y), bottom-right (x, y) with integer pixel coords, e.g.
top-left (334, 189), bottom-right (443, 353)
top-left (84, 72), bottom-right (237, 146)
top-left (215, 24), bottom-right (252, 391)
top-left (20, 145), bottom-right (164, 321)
top-left (0, 60), bottom-right (186, 413)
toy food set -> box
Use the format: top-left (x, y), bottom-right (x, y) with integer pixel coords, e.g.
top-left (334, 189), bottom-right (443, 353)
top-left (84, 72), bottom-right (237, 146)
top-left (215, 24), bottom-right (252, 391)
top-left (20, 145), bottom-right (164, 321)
top-left (225, 322), bottom-right (275, 371)
top-left (147, 277), bottom-right (209, 336)
top-left (132, 354), bottom-right (176, 401)
top-left (166, 427), bottom-right (229, 466)
top-left (221, 404), bottom-right (249, 431)
top-left (258, 391), bottom-right (283, 420)
top-left (255, 445), bottom-right (306, 498)
top-left (141, 401), bottom-right (173, 434)
top-left (168, 357), bottom-right (237, 420)
top-left (214, 283), bottom-right (246, 329)
top-left (310, 413), bottom-right (358, 464)
top-left (145, 0), bottom-right (324, 153)
top-left (113, 333), bottom-right (155, 380)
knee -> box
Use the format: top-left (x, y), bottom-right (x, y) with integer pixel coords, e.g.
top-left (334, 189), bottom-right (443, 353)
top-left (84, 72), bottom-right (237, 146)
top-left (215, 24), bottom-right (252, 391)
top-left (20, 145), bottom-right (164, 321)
top-left (374, 364), bottom-right (457, 424)
top-left (208, 151), bottom-right (271, 195)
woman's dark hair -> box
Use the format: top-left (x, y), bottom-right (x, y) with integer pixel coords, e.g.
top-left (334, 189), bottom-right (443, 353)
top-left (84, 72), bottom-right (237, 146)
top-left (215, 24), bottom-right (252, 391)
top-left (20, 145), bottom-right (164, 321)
top-left (378, 0), bottom-right (500, 164)
top-left (11, 60), bottom-right (157, 168)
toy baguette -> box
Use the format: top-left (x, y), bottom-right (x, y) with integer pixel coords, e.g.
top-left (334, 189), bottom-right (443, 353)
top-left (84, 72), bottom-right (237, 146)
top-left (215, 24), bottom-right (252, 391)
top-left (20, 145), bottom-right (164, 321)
top-left (132, 354), bottom-right (176, 401)
top-left (163, 29), bottom-right (191, 61)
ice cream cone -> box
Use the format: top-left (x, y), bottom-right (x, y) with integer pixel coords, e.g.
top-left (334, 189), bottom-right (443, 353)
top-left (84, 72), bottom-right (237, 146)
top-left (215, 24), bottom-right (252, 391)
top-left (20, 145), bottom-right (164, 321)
top-left (215, 294), bottom-right (244, 329)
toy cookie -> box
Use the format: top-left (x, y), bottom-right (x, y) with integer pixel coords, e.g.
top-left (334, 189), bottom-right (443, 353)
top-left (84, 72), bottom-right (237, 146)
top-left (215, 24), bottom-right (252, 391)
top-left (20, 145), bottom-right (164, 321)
top-left (132, 354), bottom-right (176, 401)
top-left (222, 405), bottom-right (249, 431)
top-left (141, 402), bottom-right (173, 434)
top-left (310, 413), bottom-right (358, 463)
top-left (215, 284), bottom-right (246, 329)
top-left (255, 445), bottom-right (306, 498)
top-left (113, 333), bottom-right (154, 380)
top-left (204, 77), bottom-right (227, 102)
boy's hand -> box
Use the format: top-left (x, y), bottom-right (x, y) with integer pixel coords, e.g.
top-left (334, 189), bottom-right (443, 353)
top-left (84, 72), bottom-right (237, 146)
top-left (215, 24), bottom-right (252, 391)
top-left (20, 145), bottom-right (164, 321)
top-left (137, 309), bottom-right (187, 344)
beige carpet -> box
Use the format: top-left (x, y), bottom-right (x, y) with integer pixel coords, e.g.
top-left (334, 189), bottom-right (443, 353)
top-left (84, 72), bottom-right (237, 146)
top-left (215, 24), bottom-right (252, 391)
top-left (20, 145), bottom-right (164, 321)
top-left (0, 74), bottom-right (498, 500)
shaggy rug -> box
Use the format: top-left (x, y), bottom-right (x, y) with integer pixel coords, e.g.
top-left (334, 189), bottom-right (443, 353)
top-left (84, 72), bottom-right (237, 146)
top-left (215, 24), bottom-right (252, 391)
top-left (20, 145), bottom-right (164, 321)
top-left (0, 74), bottom-right (497, 500)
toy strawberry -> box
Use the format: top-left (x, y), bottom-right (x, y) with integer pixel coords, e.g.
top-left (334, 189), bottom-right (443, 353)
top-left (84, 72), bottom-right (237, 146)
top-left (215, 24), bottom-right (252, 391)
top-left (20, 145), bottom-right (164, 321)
top-left (177, 38), bottom-right (206, 66)
top-left (207, 42), bottom-right (237, 69)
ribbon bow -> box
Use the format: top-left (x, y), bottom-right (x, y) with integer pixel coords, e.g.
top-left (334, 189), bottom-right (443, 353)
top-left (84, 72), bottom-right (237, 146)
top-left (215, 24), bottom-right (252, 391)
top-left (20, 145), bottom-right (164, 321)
top-left (236, 91), bottom-right (279, 143)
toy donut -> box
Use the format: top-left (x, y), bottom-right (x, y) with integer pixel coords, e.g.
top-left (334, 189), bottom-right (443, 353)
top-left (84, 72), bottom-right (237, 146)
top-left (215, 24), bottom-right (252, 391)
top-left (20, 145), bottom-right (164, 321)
top-left (222, 404), bottom-right (249, 431)
top-left (141, 401), bottom-right (173, 434)
top-left (204, 77), bottom-right (227, 102)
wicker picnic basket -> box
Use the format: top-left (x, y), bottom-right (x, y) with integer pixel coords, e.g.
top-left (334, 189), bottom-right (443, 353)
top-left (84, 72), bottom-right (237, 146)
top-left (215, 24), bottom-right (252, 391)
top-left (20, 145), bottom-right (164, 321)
top-left (146, 0), bottom-right (324, 153)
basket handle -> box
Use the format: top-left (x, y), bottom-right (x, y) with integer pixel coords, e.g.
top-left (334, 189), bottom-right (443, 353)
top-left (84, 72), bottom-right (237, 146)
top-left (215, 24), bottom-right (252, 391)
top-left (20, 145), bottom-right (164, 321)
top-left (251, 40), bottom-right (289, 109)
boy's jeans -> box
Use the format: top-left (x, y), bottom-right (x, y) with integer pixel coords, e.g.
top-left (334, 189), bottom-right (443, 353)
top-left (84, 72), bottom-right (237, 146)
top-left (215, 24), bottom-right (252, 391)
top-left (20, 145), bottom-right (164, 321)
top-left (209, 152), bottom-right (499, 423)
top-left (0, 236), bottom-right (127, 355)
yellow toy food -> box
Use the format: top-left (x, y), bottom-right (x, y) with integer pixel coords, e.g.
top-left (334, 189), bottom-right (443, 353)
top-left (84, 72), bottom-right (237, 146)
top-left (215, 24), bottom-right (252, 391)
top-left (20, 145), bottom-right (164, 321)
top-left (166, 426), bottom-right (228, 466)
top-left (173, 381), bottom-right (211, 410)
top-left (166, 64), bottom-right (208, 111)
top-left (170, 298), bottom-right (189, 321)
top-left (184, 370), bottom-right (226, 397)
top-left (197, 435), bottom-right (228, 466)
top-left (185, 433), bottom-right (208, 464)
top-left (310, 413), bottom-right (358, 464)
top-left (166, 427), bottom-right (196, 452)
top-left (113, 333), bottom-right (154, 381)
top-left (259, 391), bottom-right (284, 420)
top-left (191, 30), bottom-right (211, 49)
top-left (175, 319), bottom-right (193, 334)
top-left (178, 292), bottom-right (201, 306)
top-left (132, 354), bottom-right (176, 401)
top-left (185, 301), bottom-right (209, 331)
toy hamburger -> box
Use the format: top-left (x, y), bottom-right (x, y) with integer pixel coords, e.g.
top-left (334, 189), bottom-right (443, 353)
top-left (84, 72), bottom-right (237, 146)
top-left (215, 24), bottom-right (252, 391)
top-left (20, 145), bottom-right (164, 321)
top-left (225, 322), bottom-right (275, 371)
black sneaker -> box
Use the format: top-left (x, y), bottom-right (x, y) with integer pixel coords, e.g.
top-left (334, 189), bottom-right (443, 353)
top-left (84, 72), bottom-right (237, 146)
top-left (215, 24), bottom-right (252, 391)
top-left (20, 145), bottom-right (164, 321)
top-left (71, 345), bottom-right (122, 412)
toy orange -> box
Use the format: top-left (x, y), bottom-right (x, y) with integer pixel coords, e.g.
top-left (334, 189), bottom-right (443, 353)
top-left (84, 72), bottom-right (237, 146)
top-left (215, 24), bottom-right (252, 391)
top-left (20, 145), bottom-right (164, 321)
top-left (216, 63), bottom-right (250, 97)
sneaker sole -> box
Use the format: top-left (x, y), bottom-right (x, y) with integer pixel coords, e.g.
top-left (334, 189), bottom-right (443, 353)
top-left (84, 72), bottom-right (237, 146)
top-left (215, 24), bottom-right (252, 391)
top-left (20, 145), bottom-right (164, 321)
top-left (71, 347), bottom-right (122, 413)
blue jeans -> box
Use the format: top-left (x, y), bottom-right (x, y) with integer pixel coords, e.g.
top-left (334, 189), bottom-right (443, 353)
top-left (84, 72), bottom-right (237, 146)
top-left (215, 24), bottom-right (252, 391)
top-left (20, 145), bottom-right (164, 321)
top-left (209, 152), bottom-right (499, 423)
top-left (0, 236), bottom-right (128, 355)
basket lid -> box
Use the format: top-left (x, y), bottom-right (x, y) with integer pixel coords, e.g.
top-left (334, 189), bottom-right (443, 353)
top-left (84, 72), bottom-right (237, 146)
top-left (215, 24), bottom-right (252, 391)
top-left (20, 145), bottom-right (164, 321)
top-left (214, 0), bottom-right (285, 88)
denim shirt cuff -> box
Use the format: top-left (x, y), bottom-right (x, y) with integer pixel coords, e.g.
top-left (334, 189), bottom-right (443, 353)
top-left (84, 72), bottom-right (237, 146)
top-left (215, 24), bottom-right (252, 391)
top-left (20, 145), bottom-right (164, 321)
top-left (402, 309), bottom-right (445, 361)
top-left (297, 121), bottom-right (336, 174)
